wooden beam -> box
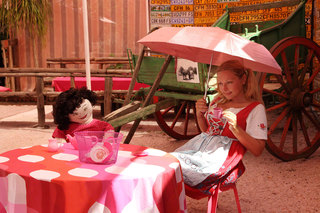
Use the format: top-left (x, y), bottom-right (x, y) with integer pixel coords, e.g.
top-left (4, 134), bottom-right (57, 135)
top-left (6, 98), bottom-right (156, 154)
top-left (108, 98), bottom-right (177, 128)
top-left (228, 0), bottom-right (301, 13)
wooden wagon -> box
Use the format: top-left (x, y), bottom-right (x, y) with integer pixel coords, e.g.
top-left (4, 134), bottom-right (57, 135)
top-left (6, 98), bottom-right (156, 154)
top-left (105, 0), bottom-right (320, 161)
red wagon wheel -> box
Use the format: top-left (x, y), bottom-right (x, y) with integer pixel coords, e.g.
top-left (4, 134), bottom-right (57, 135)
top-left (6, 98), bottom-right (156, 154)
top-left (259, 36), bottom-right (320, 161)
top-left (153, 96), bottom-right (201, 140)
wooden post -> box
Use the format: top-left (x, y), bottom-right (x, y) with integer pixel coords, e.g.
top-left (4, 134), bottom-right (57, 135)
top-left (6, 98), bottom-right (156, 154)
top-left (104, 77), bottom-right (113, 116)
top-left (70, 76), bottom-right (76, 88)
top-left (34, 76), bottom-right (47, 128)
top-left (123, 47), bottom-right (146, 106)
top-left (8, 44), bottom-right (15, 91)
top-left (1, 46), bottom-right (9, 88)
top-left (123, 55), bottom-right (173, 144)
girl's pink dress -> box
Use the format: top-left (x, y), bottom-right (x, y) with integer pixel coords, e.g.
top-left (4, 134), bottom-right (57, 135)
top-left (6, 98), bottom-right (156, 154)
top-left (52, 119), bottom-right (114, 140)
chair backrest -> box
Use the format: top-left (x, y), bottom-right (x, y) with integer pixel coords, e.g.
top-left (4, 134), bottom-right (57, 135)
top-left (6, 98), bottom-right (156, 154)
top-left (184, 160), bottom-right (245, 199)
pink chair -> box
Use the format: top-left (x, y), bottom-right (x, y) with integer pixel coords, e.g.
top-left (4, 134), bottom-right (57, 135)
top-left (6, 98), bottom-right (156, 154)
top-left (185, 161), bottom-right (244, 213)
top-left (207, 181), bottom-right (241, 213)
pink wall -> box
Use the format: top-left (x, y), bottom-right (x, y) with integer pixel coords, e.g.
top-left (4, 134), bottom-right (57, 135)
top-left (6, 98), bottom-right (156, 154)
top-left (15, 0), bottom-right (148, 68)
top-left (10, 0), bottom-right (148, 90)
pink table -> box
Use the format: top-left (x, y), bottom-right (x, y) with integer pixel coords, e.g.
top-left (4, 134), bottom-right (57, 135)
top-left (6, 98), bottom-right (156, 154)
top-left (52, 77), bottom-right (149, 92)
top-left (0, 144), bottom-right (186, 213)
top-left (0, 86), bottom-right (11, 92)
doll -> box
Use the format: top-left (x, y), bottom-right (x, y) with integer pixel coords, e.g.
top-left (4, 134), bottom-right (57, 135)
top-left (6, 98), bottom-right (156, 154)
top-left (51, 87), bottom-right (114, 148)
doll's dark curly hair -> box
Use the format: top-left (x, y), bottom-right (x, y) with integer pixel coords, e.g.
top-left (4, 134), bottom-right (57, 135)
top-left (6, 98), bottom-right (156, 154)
top-left (53, 87), bottom-right (97, 130)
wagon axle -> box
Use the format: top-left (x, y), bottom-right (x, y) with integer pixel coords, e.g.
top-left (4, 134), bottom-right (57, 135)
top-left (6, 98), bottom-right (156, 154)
top-left (289, 88), bottom-right (313, 109)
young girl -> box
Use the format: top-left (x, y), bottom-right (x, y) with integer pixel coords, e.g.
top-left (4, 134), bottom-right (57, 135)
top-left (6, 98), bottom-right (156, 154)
top-left (52, 87), bottom-right (114, 142)
top-left (171, 60), bottom-right (267, 196)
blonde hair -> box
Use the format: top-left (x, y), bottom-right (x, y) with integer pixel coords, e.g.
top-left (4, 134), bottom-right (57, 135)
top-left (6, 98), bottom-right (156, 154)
top-left (215, 60), bottom-right (263, 104)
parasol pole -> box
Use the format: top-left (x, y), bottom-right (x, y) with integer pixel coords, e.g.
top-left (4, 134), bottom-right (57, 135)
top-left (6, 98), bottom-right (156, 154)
top-left (82, 0), bottom-right (91, 90)
top-left (204, 53), bottom-right (214, 99)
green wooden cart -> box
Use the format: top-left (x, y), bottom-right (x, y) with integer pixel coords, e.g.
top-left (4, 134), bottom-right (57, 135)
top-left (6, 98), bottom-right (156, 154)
top-left (105, 0), bottom-right (320, 161)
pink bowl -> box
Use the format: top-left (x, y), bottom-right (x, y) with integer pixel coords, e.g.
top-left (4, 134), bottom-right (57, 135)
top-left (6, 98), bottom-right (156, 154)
top-left (74, 131), bottom-right (123, 164)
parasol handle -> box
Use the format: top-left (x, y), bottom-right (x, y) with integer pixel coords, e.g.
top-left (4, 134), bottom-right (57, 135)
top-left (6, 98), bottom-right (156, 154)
top-left (204, 54), bottom-right (214, 101)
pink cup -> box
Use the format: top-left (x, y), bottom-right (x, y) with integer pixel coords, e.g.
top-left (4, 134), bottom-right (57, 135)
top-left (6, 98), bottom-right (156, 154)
top-left (48, 138), bottom-right (62, 152)
top-left (212, 107), bottom-right (223, 119)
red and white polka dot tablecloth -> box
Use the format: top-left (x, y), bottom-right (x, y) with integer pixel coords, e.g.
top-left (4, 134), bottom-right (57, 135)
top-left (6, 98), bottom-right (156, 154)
top-left (0, 143), bottom-right (186, 213)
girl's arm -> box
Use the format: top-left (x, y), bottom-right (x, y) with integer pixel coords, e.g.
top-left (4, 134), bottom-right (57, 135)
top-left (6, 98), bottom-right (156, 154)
top-left (223, 110), bottom-right (265, 156)
top-left (195, 98), bottom-right (209, 132)
top-left (229, 124), bottom-right (265, 156)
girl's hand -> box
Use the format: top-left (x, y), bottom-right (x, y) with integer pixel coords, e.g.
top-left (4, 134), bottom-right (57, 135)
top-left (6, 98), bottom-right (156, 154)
top-left (222, 110), bottom-right (237, 129)
top-left (196, 98), bottom-right (208, 115)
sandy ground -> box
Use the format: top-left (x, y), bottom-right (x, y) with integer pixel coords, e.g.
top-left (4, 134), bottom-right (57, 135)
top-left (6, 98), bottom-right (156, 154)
top-left (1, 105), bottom-right (320, 213)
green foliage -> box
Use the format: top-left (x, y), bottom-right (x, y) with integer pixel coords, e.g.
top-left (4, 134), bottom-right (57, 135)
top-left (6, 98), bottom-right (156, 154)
top-left (0, 2), bottom-right (9, 36)
top-left (0, 0), bottom-right (51, 40)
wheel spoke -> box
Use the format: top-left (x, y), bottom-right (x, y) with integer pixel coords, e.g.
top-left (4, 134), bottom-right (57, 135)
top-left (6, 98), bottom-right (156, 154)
top-left (279, 114), bottom-right (292, 150)
top-left (170, 101), bottom-right (186, 129)
top-left (160, 106), bottom-right (175, 116)
top-left (292, 45), bottom-right (300, 88)
top-left (298, 48), bottom-right (314, 87)
top-left (192, 103), bottom-right (201, 132)
top-left (280, 50), bottom-right (292, 88)
top-left (292, 112), bottom-right (298, 154)
top-left (263, 88), bottom-right (288, 99)
top-left (309, 87), bottom-right (320, 94)
top-left (298, 112), bottom-right (312, 147)
top-left (268, 107), bottom-right (290, 135)
top-left (266, 101), bottom-right (288, 112)
top-left (304, 66), bottom-right (320, 88)
top-left (183, 103), bottom-right (191, 135)
top-left (275, 74), bottom-right (291, 94)
top-left (302, 108), bottom-right (320, 130)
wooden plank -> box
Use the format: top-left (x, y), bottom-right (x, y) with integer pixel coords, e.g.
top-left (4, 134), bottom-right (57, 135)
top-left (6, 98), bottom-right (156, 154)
top-left (0, 74), bottom-right (132, 78)
top-left (228, 0), bottom-right (301, 13)
top-left (108, 98), bottom-right (177, 128)
top-left (0, 92), bottom-right (37, 97)
top-left (104, 100), bottom-right (141, 122)
top-left (0, 67), bottom-right (132, 74)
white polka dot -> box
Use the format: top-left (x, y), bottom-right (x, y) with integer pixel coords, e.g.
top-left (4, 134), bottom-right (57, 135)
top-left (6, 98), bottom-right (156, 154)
top-left (18, 155), bottom-right (45, 163)
top-left (30, 170), bottom-right (60, 182)
top-left (0, 156), bottom-right (9, 163)
top-left (117, 150), bottom-right (133, 158)
top-left (105, 163), bottom-right (165, 177)
top-left (68, 168), bottom-right (98, 178)
top-left (52, 153), bottom-right (78, 161)
top-left (88, 202), bottom-right (111, 213)
top-left (169, 162), bottom-right (179, 169)
top-left (144, 148), bottom-right (166, 156)
top-left (170, 162), bottom-right (182, 183)
top-left (7, 173), bottom-right (27, 204)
